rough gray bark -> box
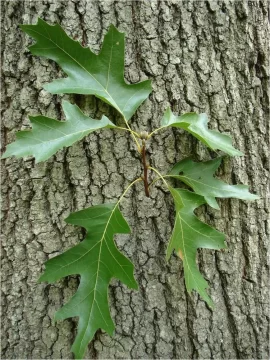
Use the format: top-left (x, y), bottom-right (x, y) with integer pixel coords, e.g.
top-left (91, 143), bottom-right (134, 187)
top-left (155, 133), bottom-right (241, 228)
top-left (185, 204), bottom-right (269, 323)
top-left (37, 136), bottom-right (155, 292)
top-left (1, 1), bottom-right (269, 359)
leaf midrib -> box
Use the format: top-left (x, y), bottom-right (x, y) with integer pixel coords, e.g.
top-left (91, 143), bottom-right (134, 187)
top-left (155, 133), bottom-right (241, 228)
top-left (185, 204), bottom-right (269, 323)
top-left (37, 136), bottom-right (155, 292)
top-left (173, 192), bottom-right (221, 296)
top-left (78, 204), bottom-right (133, 354)
top-left (179, 175), bottom-right (245, 195)
top-left (28, 27), bottom-right (124, 116)
top-left (176, 212), bottom-right (203, 295)
top-left (77, 204), bottom-right (116, 354)
top-left (20, 128), bottom-right (95, 145)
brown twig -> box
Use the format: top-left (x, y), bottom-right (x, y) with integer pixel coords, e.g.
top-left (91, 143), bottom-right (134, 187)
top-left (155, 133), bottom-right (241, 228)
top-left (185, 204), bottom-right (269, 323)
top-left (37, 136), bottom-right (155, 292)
top-left (141, 140), bottom-right (150, 197)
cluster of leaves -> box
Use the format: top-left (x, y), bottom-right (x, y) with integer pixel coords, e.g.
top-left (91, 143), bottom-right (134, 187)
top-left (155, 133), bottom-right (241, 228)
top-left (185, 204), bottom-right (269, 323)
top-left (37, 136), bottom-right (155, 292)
top-left (2, 19), bottom-right (259, 359)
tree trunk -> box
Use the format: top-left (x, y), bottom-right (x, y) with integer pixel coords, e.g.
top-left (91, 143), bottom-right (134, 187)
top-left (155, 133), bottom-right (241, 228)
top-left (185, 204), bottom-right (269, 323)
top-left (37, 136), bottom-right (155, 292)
top-left (1, 1), bottom-right (269, 359)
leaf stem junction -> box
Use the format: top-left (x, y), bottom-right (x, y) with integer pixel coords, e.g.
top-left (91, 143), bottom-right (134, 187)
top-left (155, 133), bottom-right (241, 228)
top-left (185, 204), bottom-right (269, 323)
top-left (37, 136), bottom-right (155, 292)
top-left (116, 122), bottom-right (170, 199)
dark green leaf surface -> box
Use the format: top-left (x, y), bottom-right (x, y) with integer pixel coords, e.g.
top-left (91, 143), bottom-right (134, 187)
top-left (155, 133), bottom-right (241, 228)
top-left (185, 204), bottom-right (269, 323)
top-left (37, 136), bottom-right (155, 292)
top-left (170, 158), bottom-right (259, 209)
top-left (2, 100), bottom-right (115, 163)
top-left (39, 203), bottom-right (138, 359)
top-left (160, 108), bottom-right (243, 156)
top-left (20, 18), bottom-right (152, 120)
top-left (167, 188), bottom-right (226, 306)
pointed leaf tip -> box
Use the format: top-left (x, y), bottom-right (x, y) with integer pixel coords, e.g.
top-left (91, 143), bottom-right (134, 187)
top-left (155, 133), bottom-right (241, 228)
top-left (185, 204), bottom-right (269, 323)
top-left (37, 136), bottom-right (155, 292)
top-left (167, 188), bottom-right (226, 306)
top-left (21, 19), bottom-right (152, 120)
top-left (169, 158), bottom-right (260, 208)
top-left (40, 203), bottom-right (138, 359)
top-left (2, 101), bottom-right (115, 163)
top-left (161, 110), bottom-right (243, 156)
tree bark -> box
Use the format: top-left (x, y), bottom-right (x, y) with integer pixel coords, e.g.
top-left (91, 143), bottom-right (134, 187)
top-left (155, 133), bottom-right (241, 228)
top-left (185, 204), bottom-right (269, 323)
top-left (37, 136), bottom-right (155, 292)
top-left (1, 1), bottom-right (269, 359)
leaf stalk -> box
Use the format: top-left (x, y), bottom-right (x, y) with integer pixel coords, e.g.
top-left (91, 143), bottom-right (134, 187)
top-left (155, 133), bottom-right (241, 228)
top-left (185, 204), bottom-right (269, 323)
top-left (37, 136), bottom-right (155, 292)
top-left (149, 174), bottom-right (174, 188)
top-left (115, 126), bottom-right (141, 138)
top-left (118, 177), bottom-right (143, 204)
top-left (148, 166), bottom-right (170, 190)
top-left (122, 118), bottom-right (141, 152)
top-left (147, 126), bottom-right (167, 138)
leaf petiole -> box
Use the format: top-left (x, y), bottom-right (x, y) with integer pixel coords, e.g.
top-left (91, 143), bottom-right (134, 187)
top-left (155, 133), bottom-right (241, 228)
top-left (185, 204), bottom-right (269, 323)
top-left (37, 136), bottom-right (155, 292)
top-left (149, 174), bottom-right (178, 188)
top-left (115, 126), bottom-right (140, 138)
top-left (147, 126), bottom-right (167, 138)
top-left (148, 166), bottom-right (170, 190)
top-left (116, 121), bottom-right (142, 152)
top-left (117, 177), bottom-right (143, 205)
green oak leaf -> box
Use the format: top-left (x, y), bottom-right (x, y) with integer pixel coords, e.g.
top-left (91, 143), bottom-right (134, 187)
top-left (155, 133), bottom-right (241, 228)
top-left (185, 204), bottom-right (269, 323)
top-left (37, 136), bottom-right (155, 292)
top-left (2, 100), bottom-right (115, 163)
top-left (20, 18), bottom-right (152, 120)
top-left (39, 203), bottom-right (138, 359)
top-left (159, 108), bottom-right (243, 156)
top-left (169, 158), bottom-right (259, 209)
top-left (167, 187), bottom-right (226, 307)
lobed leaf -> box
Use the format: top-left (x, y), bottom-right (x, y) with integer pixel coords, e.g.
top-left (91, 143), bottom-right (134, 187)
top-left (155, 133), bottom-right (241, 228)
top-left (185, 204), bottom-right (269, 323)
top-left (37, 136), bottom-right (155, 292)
top-left (20, 18), bottom-right (152, 120)
top-left (5, 19), bottom-right (260, 356)
top-left (169, 158), bottom-right (259, 209)
top-left (2, 100), bottom-right (115, 163)
top-left (160, 108), bottom-right (243, 156)
top-left (167, 188), bottom-right (226, 306)
top-left (39, 203), bottom-right (138, 359)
